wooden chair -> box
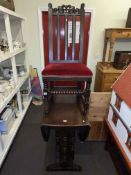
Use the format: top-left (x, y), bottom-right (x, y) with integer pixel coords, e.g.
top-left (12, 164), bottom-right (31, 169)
top-left (42, 3), bottom-right (93, 116)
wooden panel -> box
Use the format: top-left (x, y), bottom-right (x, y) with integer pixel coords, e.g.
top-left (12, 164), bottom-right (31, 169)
top-left (88, 92), bottom-right (111, 140)
top-left (102, 83), bottom-right (112, 92)
top-left (88, 121), bottom-right (107, 141)
top-left (94, 68), bottom-right (103, 92)
top-left (88, 122), bottom-right (102, 140)
top-left (88, 92), bottom-right (111, 120)
top-left (104, 74), bottom-right (120, 83)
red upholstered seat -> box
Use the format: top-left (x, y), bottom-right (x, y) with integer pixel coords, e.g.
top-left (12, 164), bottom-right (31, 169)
top-left (42, 63), bottom-right (92, 77)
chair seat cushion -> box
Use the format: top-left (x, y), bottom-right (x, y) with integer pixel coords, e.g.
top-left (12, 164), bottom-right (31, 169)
top-left (42, 63), bottom-right (92, 77)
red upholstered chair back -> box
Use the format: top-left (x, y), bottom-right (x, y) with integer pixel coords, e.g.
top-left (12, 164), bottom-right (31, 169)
top-left (42, 4), bottom-right (91, 66)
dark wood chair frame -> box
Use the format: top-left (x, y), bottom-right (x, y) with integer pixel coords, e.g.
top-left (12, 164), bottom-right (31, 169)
top-left (42, 3), bottom-right (92, 116)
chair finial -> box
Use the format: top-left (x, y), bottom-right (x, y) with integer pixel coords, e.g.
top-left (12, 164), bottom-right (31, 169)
top-left (81, 3), bottom-right (85, 10)
top-left (48, 3), bottom-right (52, 9)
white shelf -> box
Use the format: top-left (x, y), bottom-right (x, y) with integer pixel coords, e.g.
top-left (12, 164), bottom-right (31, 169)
top-left (0, 96), bottom-right (32, 167)
top-left (0, 6), bottom-right (25, 20)
top-left (0, 46), bottom-right (26, 63)
top-left (0, 6), bottom-right (31, 168)
top-left (19, 97), bottom-right (32, 118)
top-left (0, 73), bottom-right (29, 114)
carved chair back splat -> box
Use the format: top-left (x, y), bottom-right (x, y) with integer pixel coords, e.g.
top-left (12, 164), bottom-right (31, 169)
top-left (48, 3), bottom-right (85, 63)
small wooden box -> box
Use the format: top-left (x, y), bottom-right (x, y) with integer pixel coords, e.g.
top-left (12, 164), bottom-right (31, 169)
top-left (113, 51), bottom-right (131, 69)
top-left (94, 62), bottom-right (123, 92)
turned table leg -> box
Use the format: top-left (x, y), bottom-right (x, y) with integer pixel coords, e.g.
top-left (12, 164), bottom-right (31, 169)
top-left (43, 79), bottom-right (49, 115)
top-left (46, 128), bottom-right (81, 171)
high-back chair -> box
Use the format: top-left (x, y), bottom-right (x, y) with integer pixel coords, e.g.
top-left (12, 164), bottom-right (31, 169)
top-left (42, 3), bottom-right (93, 115)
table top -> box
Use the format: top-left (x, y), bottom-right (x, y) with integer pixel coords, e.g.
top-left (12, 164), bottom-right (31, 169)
top-left (42, 95), bottom-right (90, 127)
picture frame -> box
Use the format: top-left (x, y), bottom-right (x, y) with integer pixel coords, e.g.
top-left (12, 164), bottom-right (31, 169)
top-left (0, 0), bottom-right (15, 11)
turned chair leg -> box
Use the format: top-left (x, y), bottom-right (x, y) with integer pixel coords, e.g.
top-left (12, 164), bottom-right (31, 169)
top-left (43, 79), bottom-right (49, 115)
top-left (83, 93), bottom-right (90, 116)
top-left (50, 81), bottom-right (54, 103)
top-left (77, 81), bottom-right (81, 105)
top-left (82, 81), bottom-right (91, 116)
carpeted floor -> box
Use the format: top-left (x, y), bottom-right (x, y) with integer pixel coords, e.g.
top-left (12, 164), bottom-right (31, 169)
top-left (0, 104), bottom-right (117, 175)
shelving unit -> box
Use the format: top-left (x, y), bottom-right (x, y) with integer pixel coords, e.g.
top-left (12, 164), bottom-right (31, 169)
top-left (0, 97), bottom-right (32, 166)
top-left (0, 46), bottom-right (26, 63)
top-left (0, 73), bottom-right (29, 113)
top-left (0, 6), bottom-right (32, 167)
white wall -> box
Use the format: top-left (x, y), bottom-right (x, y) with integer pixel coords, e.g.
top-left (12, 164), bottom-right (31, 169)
top-left (14, 0), bottom-right (131, 90)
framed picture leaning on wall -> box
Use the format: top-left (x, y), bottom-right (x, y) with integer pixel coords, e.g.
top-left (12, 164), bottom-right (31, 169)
top-left (0, 0), bottom-right (15, 11)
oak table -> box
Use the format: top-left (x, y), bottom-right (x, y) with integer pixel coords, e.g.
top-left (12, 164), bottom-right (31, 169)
top-left (41, 96), bottom-right (90, 171)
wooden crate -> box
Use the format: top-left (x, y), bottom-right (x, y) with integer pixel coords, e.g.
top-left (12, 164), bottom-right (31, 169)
top-left (87, 92), bottom-right (111, 141)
